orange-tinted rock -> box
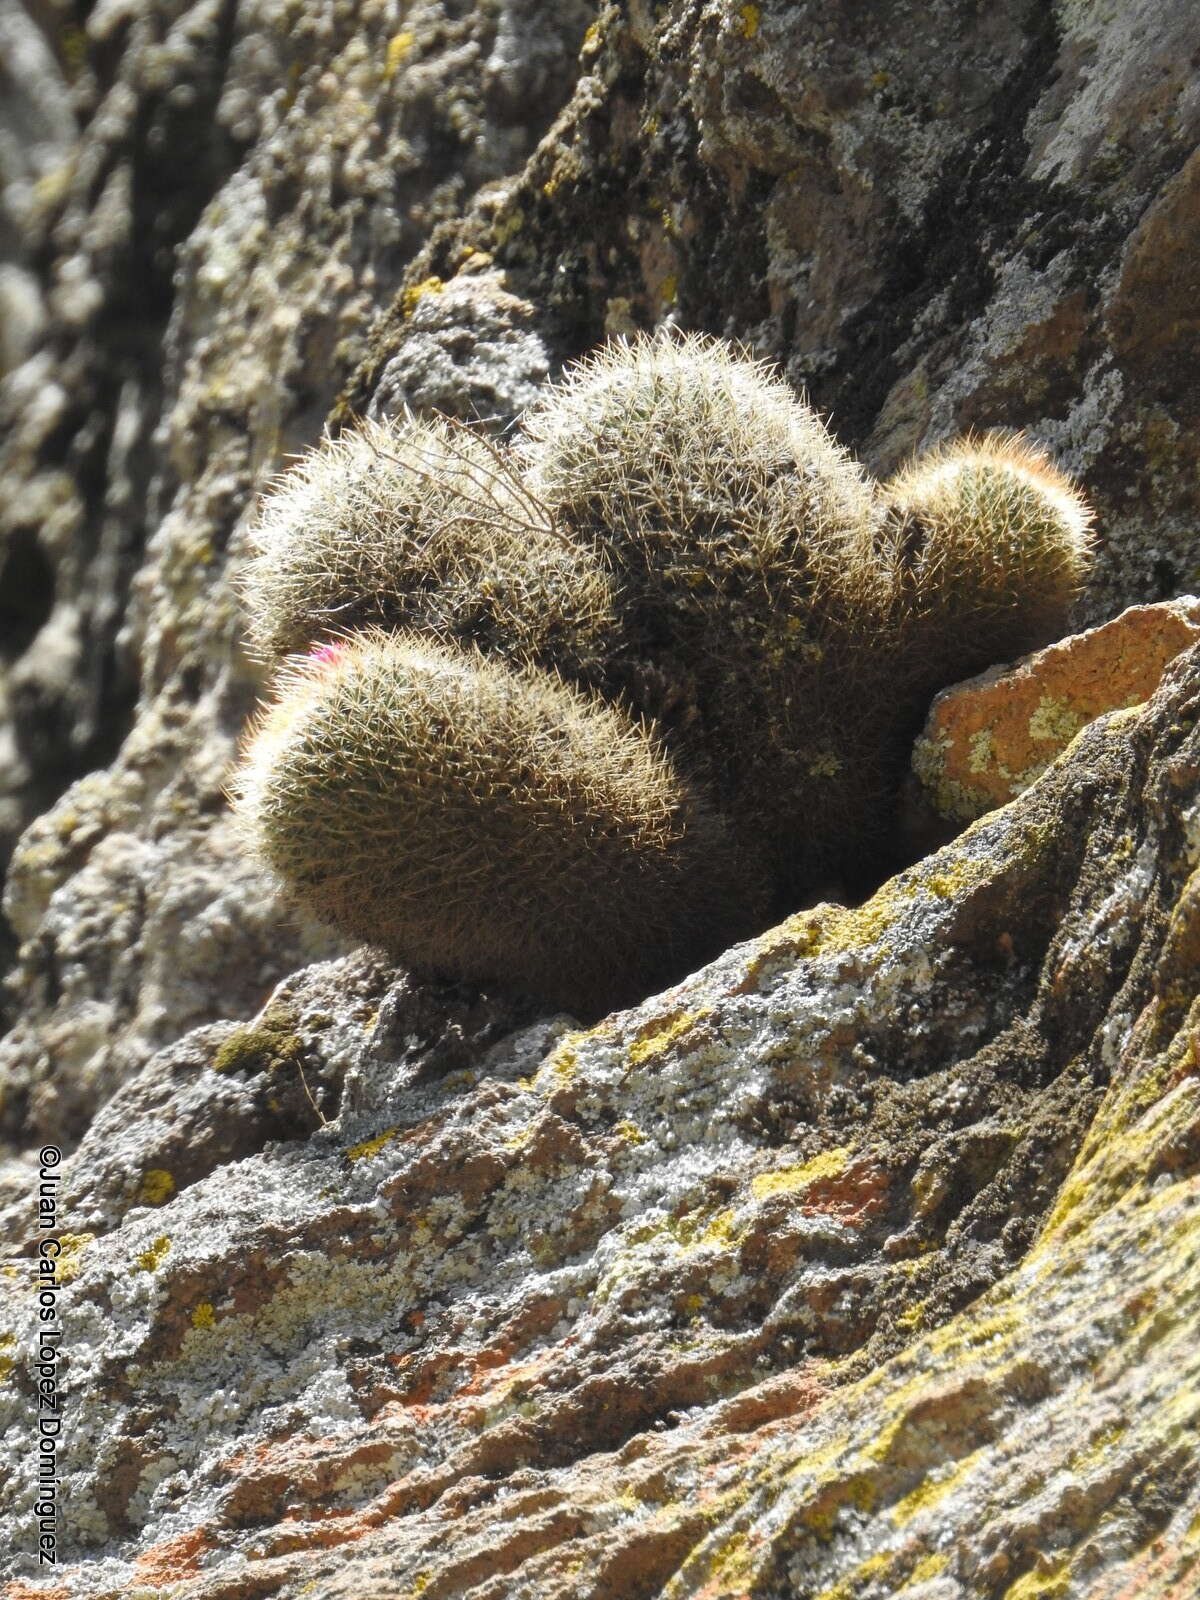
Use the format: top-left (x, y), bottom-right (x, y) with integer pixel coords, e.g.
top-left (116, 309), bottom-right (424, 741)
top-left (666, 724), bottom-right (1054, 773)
top-left (912, 598), bottom-right (1200, 824)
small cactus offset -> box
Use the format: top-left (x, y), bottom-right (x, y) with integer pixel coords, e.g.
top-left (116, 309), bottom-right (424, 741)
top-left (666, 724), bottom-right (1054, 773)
top-left (877, 433), bottom-right (1094, 686)
top-left (231, 331), bottom-right (1095, 1015)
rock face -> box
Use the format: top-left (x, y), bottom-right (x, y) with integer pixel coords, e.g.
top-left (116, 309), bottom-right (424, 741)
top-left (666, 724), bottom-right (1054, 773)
top-left (1, 0), bottom-right (1199, 1595)
top-left (0, 0), bottom-right (591, 1125)
top-left (912, 596), bottom-right (1200, 825)
top-left (2, 632), bottom-right (1199, 1598)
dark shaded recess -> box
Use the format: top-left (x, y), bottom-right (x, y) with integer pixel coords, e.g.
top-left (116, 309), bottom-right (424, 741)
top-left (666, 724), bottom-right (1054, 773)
top-left (820, 3), bottom-right (1064, 441)
top-left (673, 158), bottom-right (776, 340)
top-left (0, 531), bottom-right (55, 662)
top-left (527, 46), bottom-right (678, 355)
top-left (1152, 557), bottom-right (1180, 600)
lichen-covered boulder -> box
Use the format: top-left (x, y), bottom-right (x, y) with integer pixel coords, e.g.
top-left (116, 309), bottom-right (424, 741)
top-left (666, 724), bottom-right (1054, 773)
top-left (2, 640), bottom-right (1198, 1598)
top-left (912, 595), bottom-right (1200, 824)
top-left (5, 0), bottom-right (1200, 1154)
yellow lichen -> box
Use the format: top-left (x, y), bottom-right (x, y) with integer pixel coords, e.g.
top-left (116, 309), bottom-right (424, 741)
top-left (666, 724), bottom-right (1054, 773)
top-left (138, 1169), bottom-right (176, 1207)
top-left (738, 4), bottom-right (761, 39)
top-left (751, 1147), bottom-right (851, 1201)
top-left (52, 1232), bottom-right (94, 1286)
top-left (895, 1299), bottom-right (926, 1332)
top-left (922, 846), bottom-right (993, 902)
top-left (1002, 1555), bottom-right (1070, 1599)
top-left (906, 1552), bottom-right (948, 1586)
top-left (1072, 1420), bottom-right (1123, 1471)
top-left (890, 1449), bottom-right (982, 1522)
top-left (801, 1471), bottom-right (877, 1540)
top-left (401, 275), bottom-right (444, 318)
top-left (815, 1549), bottom-right (894, 1600)
top-left (545, 1042), bottom-right (578, 1085)
top-left (383, 30), bottom-right (415, 81)
top-left (738, 906), bottom-right (840, 986)
top-left (345, 1126), bottom-right (400, 1163)
top-left (699, 1208), bottom-right (742, 1248)
top-left (669, 1203), bottom-right (743, 1252)
top-left (191, 1302), bottom-right (216, 1330)
top-left (0, 1332), bottom-right (15, 1383)
top-left (705, 1529), bottom-right (758, 1587)
top-left (1028, 694), bottom-right (1087, 747)
top-left (494, 207), bottom-right (525, 247)
top-left (523, 1024), bottom-right (613, 1092)
top-left (212, 1016), bottom-right (303, 1076)
top-left (629, 1009), bottom-right (709, 1067)
top-left (968, 726), bottom-right (995, 774)
top-left (136, 1236), bottom-right (171, 1273)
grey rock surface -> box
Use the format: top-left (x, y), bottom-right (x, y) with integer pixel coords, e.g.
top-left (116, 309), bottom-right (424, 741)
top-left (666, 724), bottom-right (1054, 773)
top-left (0, 0), bottom-right (593, 1122)
top-left (5, 0), bottom-right (1199, 1130)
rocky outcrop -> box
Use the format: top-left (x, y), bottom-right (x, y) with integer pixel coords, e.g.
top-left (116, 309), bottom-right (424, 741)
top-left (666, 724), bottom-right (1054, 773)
top-left (2, 624), bottom-right (1199, 1597)
top-left (0, 0), bottom-right (591, 1120)
top-left (2, 0), bottom-right (1200, 1594)
top-left (4, 0), bottom-right (1200, 1139)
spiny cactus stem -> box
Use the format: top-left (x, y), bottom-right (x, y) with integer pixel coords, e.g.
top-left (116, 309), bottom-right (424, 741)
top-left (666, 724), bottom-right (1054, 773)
top-left (363, 410), bottom-right (574, 553)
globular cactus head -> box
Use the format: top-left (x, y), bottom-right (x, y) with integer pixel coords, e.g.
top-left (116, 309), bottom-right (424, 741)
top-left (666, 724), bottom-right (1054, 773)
top-left (239, 413), bottom-right (618, 679)
top-left (515, 330), bottom-right (879, 624)
top-left (231, 630), bottom-right (770, 1017)
top-left (513, 330), bottom-right (889, 871)
top-left (876, 433), bottom-right (1094, 679)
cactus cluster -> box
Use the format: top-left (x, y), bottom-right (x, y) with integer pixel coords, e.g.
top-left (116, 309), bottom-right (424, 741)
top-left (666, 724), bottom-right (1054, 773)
top-left (232, 332), bottom-right (1093, 1015)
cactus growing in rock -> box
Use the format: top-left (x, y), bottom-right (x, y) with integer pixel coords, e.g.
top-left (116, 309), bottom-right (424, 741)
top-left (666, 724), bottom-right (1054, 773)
top-left (514, 331), bottom-right (876, 607)
top-left (231, 331), bottom-right (1095, 1014)
top-left (876, 433), bottom-right (1094, 685)
top-left (232, 630), bottom-right (769, 1015)
top-left (240, 413), bottom-right (618, 680)
top-left (512, 332), bottom-right (892, 892)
